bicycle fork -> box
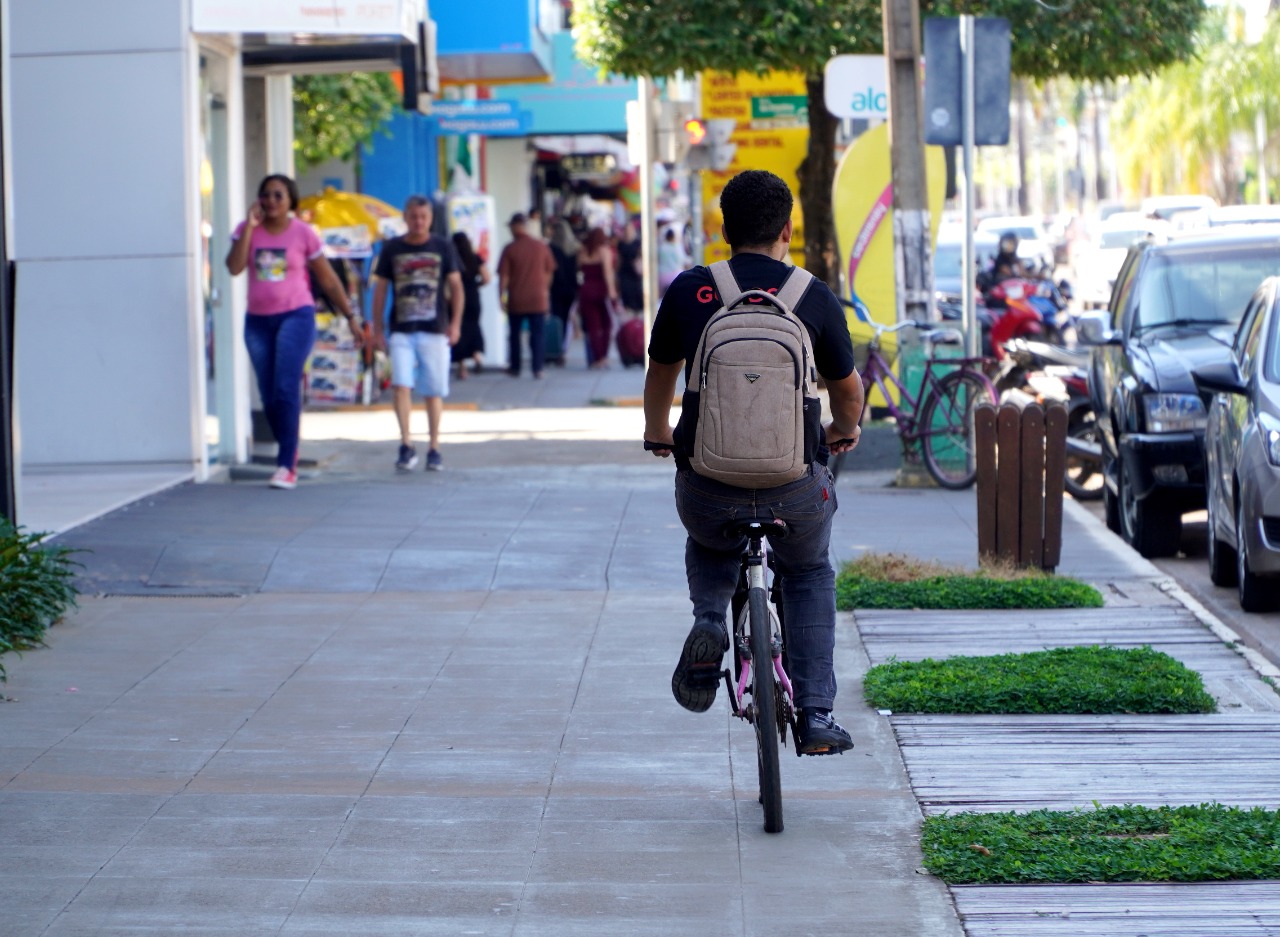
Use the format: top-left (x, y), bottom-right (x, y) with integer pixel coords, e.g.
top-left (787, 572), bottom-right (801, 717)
top-left (725, 540), bottom-right (796, 725)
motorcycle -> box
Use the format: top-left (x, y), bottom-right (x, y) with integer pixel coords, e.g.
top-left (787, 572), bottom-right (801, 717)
top-left (995, 337), bottom-right (1103, 501)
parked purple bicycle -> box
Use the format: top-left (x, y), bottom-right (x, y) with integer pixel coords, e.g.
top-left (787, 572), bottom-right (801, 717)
top-left (834, 299), bottom-right (997, 489)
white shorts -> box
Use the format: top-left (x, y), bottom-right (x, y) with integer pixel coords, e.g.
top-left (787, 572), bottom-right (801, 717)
top-left (388, 331), bottom-right (450, 398)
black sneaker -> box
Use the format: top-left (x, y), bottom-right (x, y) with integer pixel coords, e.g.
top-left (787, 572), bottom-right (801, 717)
top-left (395, 444), bottom-right (419, 472)
top-left (796, 710), bottom-right (854, 755)
top-left (671, 616), bottom-right (729, 713)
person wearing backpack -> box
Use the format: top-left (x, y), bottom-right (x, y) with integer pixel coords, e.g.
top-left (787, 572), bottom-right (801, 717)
top-left (642, 170), bottom-right (865, 755)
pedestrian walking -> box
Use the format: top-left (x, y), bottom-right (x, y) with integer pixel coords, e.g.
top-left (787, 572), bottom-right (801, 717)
top-left (497, 212), bottom-right (557, 378)
top-left (657, 226), bottom-right (689, 297)
top-left (370, 195), bottom-right (464, 473)
top-left (617, 221), bottom-right (644, 316)
top-left (226, 173), bottom-right (360, 490)
top-left (548, 218), bottom-right (580, 366)
top-left (450, 231), bottom-right (488, 380)
top-left (642, 169), bottom-right (865, 754)
top-left (576, 226), bottom-right (619, 369)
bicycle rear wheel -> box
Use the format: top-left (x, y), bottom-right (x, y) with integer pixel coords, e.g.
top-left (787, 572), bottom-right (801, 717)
top-left (749, 585), bottom-right (783, 833)
top-left (918, 369), bottom-right (994, 489)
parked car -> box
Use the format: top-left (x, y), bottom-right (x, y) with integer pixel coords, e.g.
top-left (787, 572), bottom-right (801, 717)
top-left (1082, 228), bottom-right (1280, 557)
top-left (1174, 204), bottom-right (1280, 230)
top-left (1140, 193), bottom-right (1218, 223)
top-left (1075, 212), bottom-right (1168, 309)
top-left (1192, 276), bottom-right (1280, 612)
top-left (975, 215), bottom-right (1056, 273)
top-left (933, 229), bottom-right (1000, 303)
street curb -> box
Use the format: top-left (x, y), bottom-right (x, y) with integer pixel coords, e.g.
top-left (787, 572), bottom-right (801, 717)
top-left (1061, 499), bottom-right (1280, 685)
top-left (1157, 577), bottom-right (1280, 683)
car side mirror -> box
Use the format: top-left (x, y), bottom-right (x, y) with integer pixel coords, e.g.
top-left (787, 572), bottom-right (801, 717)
top-left (1192, 361), bottom-right (1247, 400)
top-left (1076, 314), bottom-right (1117, 346)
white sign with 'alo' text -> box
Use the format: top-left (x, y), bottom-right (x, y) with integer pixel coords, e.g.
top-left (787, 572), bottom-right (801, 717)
top-left (824, 55), bottom-right (889, 119)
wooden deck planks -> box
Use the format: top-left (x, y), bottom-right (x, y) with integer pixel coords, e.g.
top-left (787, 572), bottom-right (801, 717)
top-left (856, 607), bottom-right (1280, 713)
top-left (853, 606), bottom-right (1280, 934)
top-left (953, 881), bottom-right (1280, 936)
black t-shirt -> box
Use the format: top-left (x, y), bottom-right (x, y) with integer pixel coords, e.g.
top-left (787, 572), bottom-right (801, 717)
top-left (374, 235), bottom-right (460, 334)
top-left (648, 253), bottom-right (856, 385)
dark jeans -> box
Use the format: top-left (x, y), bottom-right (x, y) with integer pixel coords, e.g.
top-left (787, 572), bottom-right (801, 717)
top-left (244, 306), bottom-right (316, 470)
top-left (507, 311), bottom-right (547, 375)
top-left (674, 465), bottom-right (839, 712)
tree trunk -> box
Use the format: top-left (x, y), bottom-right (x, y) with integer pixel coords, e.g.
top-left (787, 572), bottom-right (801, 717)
top-left (797, 73), bottom-right (839, 292)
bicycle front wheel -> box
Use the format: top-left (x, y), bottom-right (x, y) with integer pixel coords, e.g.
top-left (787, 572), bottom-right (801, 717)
top-left (749, 585), bottom-right (783, 833)
top-left (918, 369), bottom-right (994, 490)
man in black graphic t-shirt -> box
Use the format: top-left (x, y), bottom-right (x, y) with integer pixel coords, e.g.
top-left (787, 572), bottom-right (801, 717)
top-left (372, 196), bottom-right (463, 473)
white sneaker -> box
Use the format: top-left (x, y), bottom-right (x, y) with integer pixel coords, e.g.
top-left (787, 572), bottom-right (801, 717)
top-left (269, 467), bottom-right (297, 490)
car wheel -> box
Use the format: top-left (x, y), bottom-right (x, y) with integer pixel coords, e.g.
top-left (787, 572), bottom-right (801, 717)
top-left (1119, 456), bottom-right (1181, 558)
top-left (1103, 454), bottom-right (1121, 533)
top-left (1206, 485), bottom-right (1237, 587)
top-left (1236, 497), bottom-right (1278, 613)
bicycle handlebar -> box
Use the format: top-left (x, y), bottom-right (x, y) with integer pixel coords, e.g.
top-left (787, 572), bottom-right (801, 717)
top-left (838, 297), bottom-right (962, 345)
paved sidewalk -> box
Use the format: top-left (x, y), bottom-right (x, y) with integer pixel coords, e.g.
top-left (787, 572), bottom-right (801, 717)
top-left (5, 364), bottom-right (1270, 936)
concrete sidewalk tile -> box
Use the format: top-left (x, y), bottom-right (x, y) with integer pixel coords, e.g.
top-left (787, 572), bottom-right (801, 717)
top-left (332, 815), bottom-right (542, 852)
top-left (12, 746), bottom-right (216, 795)
top-left (368, 750), bottom-right (558, 797)
top-left (548, 750), bottom-right (733, 798)
top-left (376, 548), bottom-right (499, 591)
top-left (348, 794), bottom-right (547, 823)
top-left (514, 883), bottom-right (741, 935)
top-left (155, 792), bottom-right (356, 820)
top-left (188, 749), bottom-right (385, 796)
top-left (261, 547), bottom-right (391, 593)
top-left (100, 844), bottom-right (328, 880)
top-left (146, 541), bottom-right (277, 591)
top-left (312, 845), bottom-right (533, 884)
top-left (290, 879), bottom-right (523, 919)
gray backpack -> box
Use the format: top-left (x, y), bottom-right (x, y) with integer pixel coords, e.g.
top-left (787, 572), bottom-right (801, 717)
top-left (683, 261), bottom-right (821, 489)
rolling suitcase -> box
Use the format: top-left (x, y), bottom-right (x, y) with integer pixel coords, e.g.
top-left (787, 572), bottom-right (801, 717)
top-left (544, 314), bottom-right (566, 366)
top-left (616, 315), bottom-right (645, 367)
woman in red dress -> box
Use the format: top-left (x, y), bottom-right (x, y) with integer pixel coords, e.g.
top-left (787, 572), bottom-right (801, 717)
top-left (575, 227), bottom-right (619, 369)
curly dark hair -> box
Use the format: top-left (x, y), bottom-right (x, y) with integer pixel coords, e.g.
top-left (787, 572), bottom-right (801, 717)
top-left (720, 170), bottom-right (792, 250)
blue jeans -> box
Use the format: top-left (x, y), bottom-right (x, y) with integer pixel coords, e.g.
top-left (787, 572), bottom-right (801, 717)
top-left (244, 306), bottom-right (316, 470)
top-left (674, 466), bottom-right (839, 712)
top-left (507, 312), bottom-right (547, 375)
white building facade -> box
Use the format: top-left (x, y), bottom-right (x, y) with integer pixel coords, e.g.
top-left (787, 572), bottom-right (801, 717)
top-left (10, 0), bottom-right (425, 530)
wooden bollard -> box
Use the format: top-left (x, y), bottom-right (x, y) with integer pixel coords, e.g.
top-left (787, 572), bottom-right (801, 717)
top-left (975, 399), bottom-right (1068, 572)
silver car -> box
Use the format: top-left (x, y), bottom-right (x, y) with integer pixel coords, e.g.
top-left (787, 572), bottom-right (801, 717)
top-left (1193, 276), bottom-right (1280, 612)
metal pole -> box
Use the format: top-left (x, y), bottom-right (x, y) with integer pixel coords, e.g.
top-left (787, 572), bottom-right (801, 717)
top-left (961, 14), bottom-right (978, 359)
top-left (637, 77), bottom-right (658, 338)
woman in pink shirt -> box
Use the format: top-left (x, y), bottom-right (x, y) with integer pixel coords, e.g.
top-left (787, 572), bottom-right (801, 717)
top-left (226, 175), bottom-right (360, 489)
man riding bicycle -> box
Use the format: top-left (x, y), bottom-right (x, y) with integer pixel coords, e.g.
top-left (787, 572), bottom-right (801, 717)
top-left (643, 170), bottom-right (865, 755)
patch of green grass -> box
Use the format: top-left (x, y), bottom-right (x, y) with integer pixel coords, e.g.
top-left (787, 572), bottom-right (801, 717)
top-left (864, 645), bottom-right (1216, 714)
top-left (0, 522), bottom-right (80, 681)
top-left (836, 552), bottom-right (1103, 610)
top-left (923, 804), bottom-right (1280, 884)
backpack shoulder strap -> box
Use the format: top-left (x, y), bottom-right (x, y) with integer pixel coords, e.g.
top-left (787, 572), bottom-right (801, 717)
top-left (708, 261), bottom-right (743, 308)
top-left (774, 266), bottom-right (815, 314)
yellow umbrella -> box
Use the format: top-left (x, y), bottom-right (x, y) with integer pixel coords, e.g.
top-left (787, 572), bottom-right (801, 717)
top-left (298, 187), bottom-right (405, 240)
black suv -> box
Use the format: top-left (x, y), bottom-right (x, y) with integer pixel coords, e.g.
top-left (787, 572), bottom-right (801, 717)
top-left (1084, 228), bottom-right (1280, 557)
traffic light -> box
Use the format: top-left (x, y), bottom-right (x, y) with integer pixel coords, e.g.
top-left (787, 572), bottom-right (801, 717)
top-left (684, 117), bottom-right (707, 146)
top-left (687, 118), bottom-right (736, 171)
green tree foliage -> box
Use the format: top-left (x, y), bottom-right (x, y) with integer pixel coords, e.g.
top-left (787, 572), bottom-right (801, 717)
top-left (292, 73), bottom-right (400, 172)
top-left (574, 0), bottom-right (1206, 288)
top-left (1113, 9), bottom-right (1280, 201)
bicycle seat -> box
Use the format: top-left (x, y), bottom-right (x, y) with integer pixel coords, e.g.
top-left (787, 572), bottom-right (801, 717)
top-left (724, 517), bottom-right (790, 541)
top-left (920, 328), bottom-right (963, 345)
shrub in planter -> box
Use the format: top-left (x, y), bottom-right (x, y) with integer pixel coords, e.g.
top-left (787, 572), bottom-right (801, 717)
top-left (0, 522), bottom-right (79, 680)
